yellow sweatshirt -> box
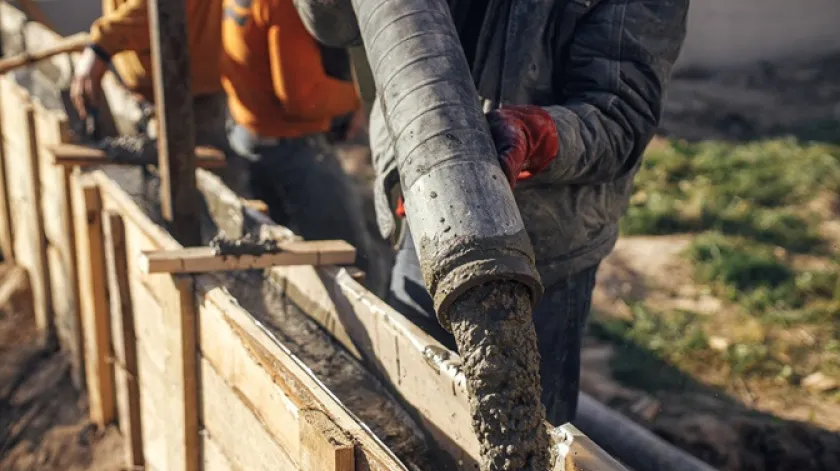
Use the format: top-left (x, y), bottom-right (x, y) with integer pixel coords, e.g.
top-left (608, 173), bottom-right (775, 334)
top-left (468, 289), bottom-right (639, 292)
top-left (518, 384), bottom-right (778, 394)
top-left (89, 0), bottom-right (223, 101)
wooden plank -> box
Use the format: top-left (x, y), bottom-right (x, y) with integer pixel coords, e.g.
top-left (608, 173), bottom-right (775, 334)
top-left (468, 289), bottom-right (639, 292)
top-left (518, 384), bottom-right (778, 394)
top-left (299, 409), bottom-right (355, 471)
top-left (136, 341), bottom-right (168, 471)
top-left (0, 31), bottom-right (87, 73)
top-left (71, 178), bottom-right (116, 427)
top-left (200, 357), bottom-right (298, 471)
top-left (94, 171), bottom-right (180, 251)
top-left (0, 263), bottom-right (28, 307)
top-left (148, 0), bottom-right (201, 245)
top-left (0, 80), bottom-right (14, 262)
top-left (272, 265), bottom-right (480, 466)
top-left (33, 101), bottom-right (84, 387)
top-left (49, 143), bottom-right (226, 169)
top-left (199, 299), bottom-right (302, 461)
top-left (1, 77), bottom-right (53, 341)
top-left (103, 213), bottom-right (144, 469)
top-left (196, 279), bottom-right (408, 471)
top-left (158, 274), bottom-right (199, 471)
top-left (202, 433), bottom-right (238, 471)
top-left (140, 240), bottom-right (356, 274)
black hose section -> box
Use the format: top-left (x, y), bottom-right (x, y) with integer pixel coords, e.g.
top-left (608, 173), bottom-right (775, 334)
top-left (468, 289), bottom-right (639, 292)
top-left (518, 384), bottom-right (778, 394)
top-left (350, 0), bottom-right (543, 327)
top-left (292, 0), bottom-right (362, 47)
top-left (576, 394), bottom-right (719, 471)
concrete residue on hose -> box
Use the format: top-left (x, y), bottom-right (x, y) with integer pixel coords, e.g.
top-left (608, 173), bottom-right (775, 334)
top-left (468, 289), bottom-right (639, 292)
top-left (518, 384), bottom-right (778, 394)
top-left (417, 232), bottom-right (542, 330)
top-left (447, 281), bottom-right (552, 471)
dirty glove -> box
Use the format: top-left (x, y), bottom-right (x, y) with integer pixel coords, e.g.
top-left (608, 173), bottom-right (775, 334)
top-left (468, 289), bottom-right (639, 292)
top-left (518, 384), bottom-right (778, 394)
top-left (486, 105), bottom-right (559, 188)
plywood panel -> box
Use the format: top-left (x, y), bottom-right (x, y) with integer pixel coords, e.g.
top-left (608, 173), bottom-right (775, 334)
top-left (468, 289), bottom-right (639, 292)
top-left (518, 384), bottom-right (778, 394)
top-left (1, 77), bottom-right (52, 339)
top-left (128, 277), bottom-right (167, 373)
top-left (200, 358), bottom-right (297, 471)
top-left (199, 299), bottom-right (302, 460)
top-left (137, 342), bottom-right (169, 471)
top-left (202, 434), bottom-right (238, 471)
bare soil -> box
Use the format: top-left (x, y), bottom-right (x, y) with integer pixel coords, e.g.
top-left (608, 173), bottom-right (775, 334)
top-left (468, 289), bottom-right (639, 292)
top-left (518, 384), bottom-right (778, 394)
top-left (586, 237), bottom-right (840, 471)
top-left (0, 290), bottom-right (124, 471)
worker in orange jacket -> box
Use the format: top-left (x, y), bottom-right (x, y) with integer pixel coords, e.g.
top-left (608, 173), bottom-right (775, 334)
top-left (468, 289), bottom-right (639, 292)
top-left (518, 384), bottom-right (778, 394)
top-left (221, 0), bottom-right (375, 279)
top-left (70, 0), bottom-right (227, 153)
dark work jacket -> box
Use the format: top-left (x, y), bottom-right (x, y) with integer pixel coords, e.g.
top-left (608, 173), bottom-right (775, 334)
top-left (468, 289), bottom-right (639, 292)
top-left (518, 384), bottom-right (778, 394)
top-left (294, 0), bottom-right (689, 286)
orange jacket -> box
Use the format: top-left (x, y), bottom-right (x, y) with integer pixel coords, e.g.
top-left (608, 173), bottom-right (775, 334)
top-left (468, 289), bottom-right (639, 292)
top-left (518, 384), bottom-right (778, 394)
top-left (89, 0), bottom-right (223, 101)
top-left (221, 0), bottom-right (359, 138)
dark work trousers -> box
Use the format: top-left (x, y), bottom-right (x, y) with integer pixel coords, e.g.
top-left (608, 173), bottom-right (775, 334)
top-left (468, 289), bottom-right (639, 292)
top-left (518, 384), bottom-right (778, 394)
top-left (227, 124), bottom-right (374, 275)
top-left (388, 227), bottom-right (599, 426)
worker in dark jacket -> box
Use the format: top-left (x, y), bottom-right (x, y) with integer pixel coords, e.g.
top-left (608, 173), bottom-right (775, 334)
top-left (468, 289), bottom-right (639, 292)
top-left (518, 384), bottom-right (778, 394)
top-left (294, 0), bottom-right (689, 426)
top-left (221, 0), bottom-right (374, 277)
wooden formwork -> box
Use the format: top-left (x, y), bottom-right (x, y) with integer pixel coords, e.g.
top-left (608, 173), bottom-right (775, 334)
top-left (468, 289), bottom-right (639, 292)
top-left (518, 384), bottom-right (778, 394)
top-left (69, 171), bottom-right (408, 471)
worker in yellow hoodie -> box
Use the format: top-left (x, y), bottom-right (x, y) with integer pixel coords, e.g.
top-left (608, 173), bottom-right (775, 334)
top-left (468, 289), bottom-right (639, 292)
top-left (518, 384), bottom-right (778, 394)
top-left (70, 0), bottom-right (225, 147)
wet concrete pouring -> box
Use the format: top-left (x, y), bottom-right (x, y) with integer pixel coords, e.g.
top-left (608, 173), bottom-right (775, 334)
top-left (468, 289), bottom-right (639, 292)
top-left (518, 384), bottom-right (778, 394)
top-left (448, 282), bottom-right (551, 471)
top-left (103, 167), bottom-right (443, 470)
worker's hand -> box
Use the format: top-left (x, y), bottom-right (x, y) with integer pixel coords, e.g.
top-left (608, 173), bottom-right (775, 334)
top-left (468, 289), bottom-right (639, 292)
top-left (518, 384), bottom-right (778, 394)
top-left (343, 107), bottom-right (368, 142)
top-left (70, 47), bottom-right (109, 120)
top-left (486, 105), bottom-right (559, 188)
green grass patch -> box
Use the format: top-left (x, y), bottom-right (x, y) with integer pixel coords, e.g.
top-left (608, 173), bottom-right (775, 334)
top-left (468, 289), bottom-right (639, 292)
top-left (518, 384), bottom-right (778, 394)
top-left (686, 232), bottom-right (839, 319)
top-left (602, 137), bottom-right (840, 398)
top-left (622, 138), bottom-right (840, 253)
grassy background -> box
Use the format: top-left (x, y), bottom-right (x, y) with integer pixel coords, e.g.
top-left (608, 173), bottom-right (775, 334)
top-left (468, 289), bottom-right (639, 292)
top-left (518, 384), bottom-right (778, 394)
top-left (594, 137), bottom-right (840, 405)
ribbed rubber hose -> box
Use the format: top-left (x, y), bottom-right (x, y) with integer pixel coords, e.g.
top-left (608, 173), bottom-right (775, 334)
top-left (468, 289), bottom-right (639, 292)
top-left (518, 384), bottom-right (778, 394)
top-left (350, 0), bottom-right (542, 325)
top-left (350, 1), bottom-right (549, 469)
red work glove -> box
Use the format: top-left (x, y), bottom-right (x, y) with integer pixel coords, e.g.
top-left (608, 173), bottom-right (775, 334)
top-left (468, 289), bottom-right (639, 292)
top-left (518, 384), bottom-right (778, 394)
top-left (486, 105), bottom-right (559, 188)
top-left (395, 196), bottom-right (406, 219)
top-left (393, 105), bottom-right (558, 219)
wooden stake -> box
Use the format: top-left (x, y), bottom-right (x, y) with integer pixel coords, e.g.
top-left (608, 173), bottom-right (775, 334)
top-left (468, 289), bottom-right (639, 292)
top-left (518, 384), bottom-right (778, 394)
top-left (71, 180), bottom-right (116, 427)
top-left (102, 213), bottom-right (144, 470)
top-left (148, 0), bottom-right (200, 247)
top-left (139, 240), bottom-right (356, 275)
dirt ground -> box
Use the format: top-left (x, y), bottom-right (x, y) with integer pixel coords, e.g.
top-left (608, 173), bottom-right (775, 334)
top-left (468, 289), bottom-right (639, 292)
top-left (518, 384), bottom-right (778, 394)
top-left (0, 281), bottom-right (124, 471)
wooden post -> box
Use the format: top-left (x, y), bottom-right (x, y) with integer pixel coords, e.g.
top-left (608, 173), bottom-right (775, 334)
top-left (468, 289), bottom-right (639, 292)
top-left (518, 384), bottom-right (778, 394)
top-left (160, 274), bottom-right (200, 471)
top-left (102, 213), bottom-right (144, 470)
top-left (71, 176), bottom-right (116, 427)
top-left (0, 86), bottom-right (14, 262)
top-left (147, 0), bottom-right (200, 246)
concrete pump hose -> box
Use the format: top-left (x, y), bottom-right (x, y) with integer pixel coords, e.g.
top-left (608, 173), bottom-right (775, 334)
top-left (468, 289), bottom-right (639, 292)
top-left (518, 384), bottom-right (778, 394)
top-left (351, 0), bottom-right (550, 469)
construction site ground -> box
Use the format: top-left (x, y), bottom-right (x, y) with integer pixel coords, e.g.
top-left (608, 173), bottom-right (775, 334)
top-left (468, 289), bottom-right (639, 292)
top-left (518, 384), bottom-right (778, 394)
top-left (2, 52), bottom-right (840, 471)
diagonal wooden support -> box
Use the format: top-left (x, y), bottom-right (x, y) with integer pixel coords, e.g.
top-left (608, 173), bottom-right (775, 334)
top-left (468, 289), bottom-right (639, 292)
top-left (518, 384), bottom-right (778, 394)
top-left (139, 240), bottom-right (356, 275)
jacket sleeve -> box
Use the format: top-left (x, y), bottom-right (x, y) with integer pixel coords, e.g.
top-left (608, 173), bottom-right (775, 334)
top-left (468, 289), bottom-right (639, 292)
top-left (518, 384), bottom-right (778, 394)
top-left (540, 0), bottom-right (688, 185)
top-left (291, 0), bottom-right (362, 47)
top-left (266, 8), bottom-right (360, 119)
top-left (88, 0), bottom-right (150, 59)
